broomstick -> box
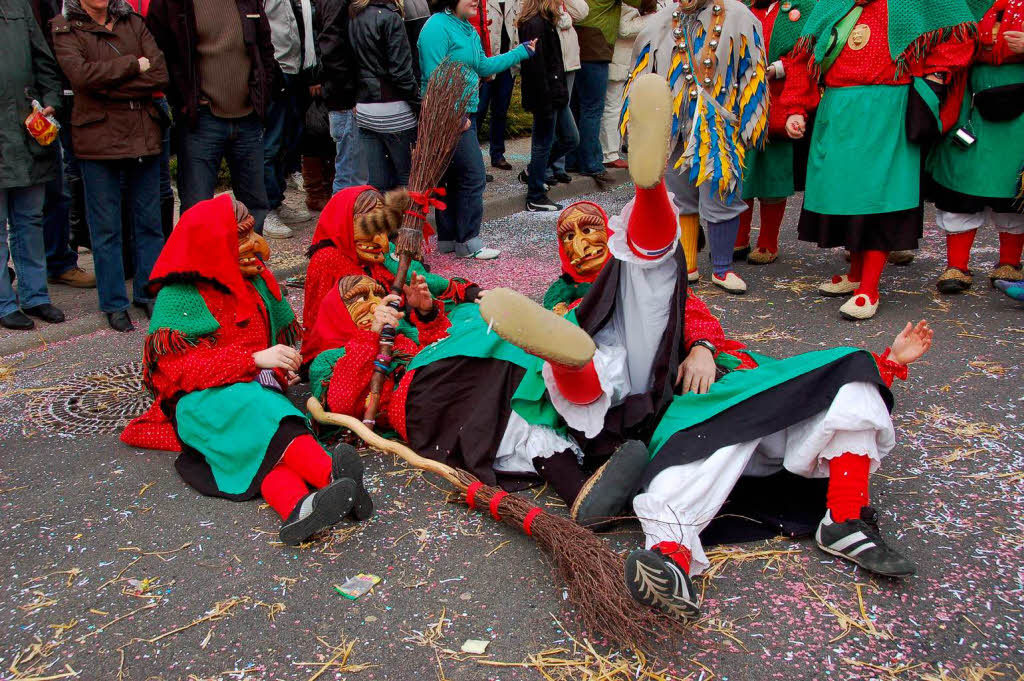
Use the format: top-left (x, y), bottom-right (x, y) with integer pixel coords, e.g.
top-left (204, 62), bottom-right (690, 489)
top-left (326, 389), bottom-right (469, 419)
top-left (308, 397), bottom-right (685, 649)
top-left (363, 60), bottom-right (471, 427)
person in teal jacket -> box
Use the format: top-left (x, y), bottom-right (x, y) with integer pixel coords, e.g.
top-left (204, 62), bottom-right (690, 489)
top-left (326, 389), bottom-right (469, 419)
top-left (417, 0), bottom-right (535, 259)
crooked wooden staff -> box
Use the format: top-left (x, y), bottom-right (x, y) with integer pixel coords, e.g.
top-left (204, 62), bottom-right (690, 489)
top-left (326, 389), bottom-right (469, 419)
top-left (362, 60), bottom-right (470, 428)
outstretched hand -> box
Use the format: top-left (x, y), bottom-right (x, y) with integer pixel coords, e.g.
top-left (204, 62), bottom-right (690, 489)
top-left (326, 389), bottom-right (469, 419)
top-left (891, 320), bottom-right (933, 366)
top-left (403, 272), bottom-right (434, 315)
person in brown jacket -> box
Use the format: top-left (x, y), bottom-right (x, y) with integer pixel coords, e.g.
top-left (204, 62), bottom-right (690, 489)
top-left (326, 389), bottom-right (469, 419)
top-left (52, 0), bottom-right (169, 332)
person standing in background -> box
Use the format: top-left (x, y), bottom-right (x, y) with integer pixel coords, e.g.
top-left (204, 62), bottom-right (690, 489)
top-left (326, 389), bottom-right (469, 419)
top-left (598, 3), bottom-right (650, 170)
top-left (1, 0), bottom-right (66, 330)
top-left (572, 0), bottom-right (655, 187)
top-left (53, 0), bottom-right (169, 332)
top-left (147, 0), bottom-right (278, 234)
top-left (477, 0), bottom-right (521, 171)
top-left (403, 0), bottom-right (430, 80)
top-left (546, 0), bottom-right (587, 185)
top-left (301, 0), bottom-right (336, 213)
top-left (319, 0), bottom-right (367, 192)
top-left (349, 0), bottom-right (420, 191)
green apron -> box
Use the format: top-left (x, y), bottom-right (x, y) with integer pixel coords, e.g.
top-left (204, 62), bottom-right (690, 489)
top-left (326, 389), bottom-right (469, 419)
top-left (176, 382), bottom-right (305, 495)
top-left (742, 139), bottom-right (796, 200)
top-left (927, 63), bottom-right (1024, 201)
top-left (804, 84), bottom-right (920, 215)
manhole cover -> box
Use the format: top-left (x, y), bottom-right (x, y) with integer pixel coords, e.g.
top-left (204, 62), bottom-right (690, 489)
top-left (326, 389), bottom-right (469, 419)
top-left (25, 362), bottom-right (151, 435)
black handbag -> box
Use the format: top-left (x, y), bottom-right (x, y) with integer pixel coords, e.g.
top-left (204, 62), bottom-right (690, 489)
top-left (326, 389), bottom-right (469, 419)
top-left (973, 82), bottom-right (1024, 122)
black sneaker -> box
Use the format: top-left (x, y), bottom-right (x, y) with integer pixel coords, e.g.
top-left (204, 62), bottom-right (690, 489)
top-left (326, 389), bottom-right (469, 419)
top-left (331, 444), bottom-right (374, 521)
top-left (518, 170), bottom-right (549, 192)
top-left (571, 439), bottom-right (649, 530)
top-left (279, 478), bottom-right (358, 546)
top-left (526, 195), bottom-right (563, 212)
top-left (815, 506), bottom-right (916, 577)
top-left (549, 171), bottom-right (572, 184)
top-left (624, 549), bottom-right (700, 621)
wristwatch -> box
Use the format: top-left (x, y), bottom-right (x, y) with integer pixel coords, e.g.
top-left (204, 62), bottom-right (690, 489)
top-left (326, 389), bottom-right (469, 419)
top-left (692, 339), bottom-right (717, 355)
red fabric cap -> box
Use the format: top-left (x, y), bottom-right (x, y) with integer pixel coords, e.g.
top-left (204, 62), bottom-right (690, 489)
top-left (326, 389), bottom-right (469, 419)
top-left (626, 180), bottom-right (678, 260)
top-left (550, 359), bottom-right (603, 406)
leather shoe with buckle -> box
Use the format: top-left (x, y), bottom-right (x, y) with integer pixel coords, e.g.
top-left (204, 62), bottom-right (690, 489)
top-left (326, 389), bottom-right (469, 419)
top-left (24, 303), bottom-right (65, 324)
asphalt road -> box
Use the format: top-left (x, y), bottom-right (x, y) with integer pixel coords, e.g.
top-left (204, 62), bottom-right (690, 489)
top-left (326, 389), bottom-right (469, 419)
top-left (2, 185), bottom-right (1023, 681)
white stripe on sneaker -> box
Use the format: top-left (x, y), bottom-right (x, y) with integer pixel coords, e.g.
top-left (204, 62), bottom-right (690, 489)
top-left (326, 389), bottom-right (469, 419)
top-left (846, 541), bottom-right (877, 558)
top-left (829, 531), bottom-right (870, 552)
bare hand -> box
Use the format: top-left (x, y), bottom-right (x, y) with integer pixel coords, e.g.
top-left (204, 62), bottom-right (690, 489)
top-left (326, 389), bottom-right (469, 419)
top-left (138, 56), bottom-right (151, 72)
top-left (370, 294), bottom-right (404, 333)
top-left (403, 272), bottom-right (434, 315)
top-left (309, 83), bottom-right (323, 98)
top-left (785, 114), bottom-right (806, 139)
top-left (523, 38), bottom-right (538, 55)
top-left (1005, 31), bottom-right (1024, 55)
top-left (253, 344), bottom-right (301, 371)
top-left (890, 320), bottom-right (933, 366)
top-left (676, 345), bottom-right (716, 394)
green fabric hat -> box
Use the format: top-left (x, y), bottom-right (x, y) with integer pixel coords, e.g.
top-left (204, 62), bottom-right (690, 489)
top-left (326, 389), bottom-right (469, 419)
top-left (800, 0), bottom-right (976, 74)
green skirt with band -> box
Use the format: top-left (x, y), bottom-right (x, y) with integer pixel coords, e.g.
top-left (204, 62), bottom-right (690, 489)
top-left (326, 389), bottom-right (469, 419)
top-left (742, 139), bottom-right (795, 201)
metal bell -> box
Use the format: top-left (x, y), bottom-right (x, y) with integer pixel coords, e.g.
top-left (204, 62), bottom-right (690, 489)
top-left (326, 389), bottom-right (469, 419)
top-left (712, 4), bottom-right (722, 13)
top-left (681, 62), bottom-right (691, 71)
top-left (710, 39), bottom-right (719, 48)
top-left (702, 57), bottom-right (713, 67)
top-left (673, 26), bottom-right (684, 38)
top-left (714, 24), bottom-right (723, 34)
top-left (685, 73), bottom-right (694, 83)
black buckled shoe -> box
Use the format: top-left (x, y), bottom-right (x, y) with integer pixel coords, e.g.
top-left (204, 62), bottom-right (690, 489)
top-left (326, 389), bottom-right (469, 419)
top-left (815, 506), bottom-right (916, 577)
top-left (331, 444), bottom-right (374, 521)
top-left (24, 303), bottom-right (65, 324)
top-left (625, 548), bottom-right (700, 622)
top-left (279, 478), bottom-right (358, 546)
top-left (570, 440), bottom-right (650, 531)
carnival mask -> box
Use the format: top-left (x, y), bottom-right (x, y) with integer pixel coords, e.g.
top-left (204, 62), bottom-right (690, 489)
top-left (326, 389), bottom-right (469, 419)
top-left (557, 203), bottom-right (610, 279)
top-left (353, 189), bottom-right (390, 265)
top-left (677, 0), bottom-right (709, 13)
top-left (339, 275), bottom-right (386, 330)
top-left (235, 202), bottom-right (270, 278)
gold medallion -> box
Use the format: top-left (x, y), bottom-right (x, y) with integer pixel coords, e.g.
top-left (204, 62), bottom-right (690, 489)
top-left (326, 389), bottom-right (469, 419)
top-left (848, 23), bottom-right (871, 51)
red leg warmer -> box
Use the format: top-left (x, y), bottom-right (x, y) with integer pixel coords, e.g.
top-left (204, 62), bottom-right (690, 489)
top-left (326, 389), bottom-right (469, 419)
top-left (827, 453), bottom-right (871, 523)
top-left (736, 201), bottom-right (754, 249)
top-left (755, 199), bottom-right (787, 254)
top-left (652, 541), bottom-right (692, 573)
top-left (261, 463), bottom-right (310, 520)
top-left (946, 229), bottom-right (977, 270)
top-left (549, 359), bottom-right (603, 405)
top-left (627, 180), bottom-right (678, 260)
top-left (997, 232), bottom-right (1024, 267)
top-left (282, 434), bottom-right (333, 489)
top-left (854, 250), bottom-right (888, 303)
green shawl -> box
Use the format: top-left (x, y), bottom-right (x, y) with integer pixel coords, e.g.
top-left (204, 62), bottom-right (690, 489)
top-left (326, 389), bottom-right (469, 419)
top-left (767, 0), bottom-right (816, 63)
top-left (799, 0), bottom-right (977, 74)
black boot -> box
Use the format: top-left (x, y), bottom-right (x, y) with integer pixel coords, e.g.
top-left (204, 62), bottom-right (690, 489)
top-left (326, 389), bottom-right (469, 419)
top-left (571, 440), bottom-right (650, 530)
top-left (279, 478), bottom-right (358, 546)
top-left (331, 443), bottom-right (374, 521)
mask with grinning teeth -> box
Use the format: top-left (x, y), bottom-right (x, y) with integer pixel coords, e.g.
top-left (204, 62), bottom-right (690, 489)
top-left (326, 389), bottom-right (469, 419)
top-left (556, 201), bottom-right (611, 283)
top-left (235, 200), bottom-right (271, 278)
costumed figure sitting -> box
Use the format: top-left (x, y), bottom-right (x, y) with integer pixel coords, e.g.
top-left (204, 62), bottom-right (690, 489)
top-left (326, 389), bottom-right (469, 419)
top-left (542, 201), bottom-right (613, 316)
top-left (734, 0), bottom-right (819, 266)
top-left (622, 0), bottom-right (770, 294)
top-left (794, 0), bottom-right (975, 320)
top-left (120, 196), bottom-right (372, 546)
top-left (927, 0), bottom-right (1024, 295)
top-left (300, 185), bottom-right (482, 368)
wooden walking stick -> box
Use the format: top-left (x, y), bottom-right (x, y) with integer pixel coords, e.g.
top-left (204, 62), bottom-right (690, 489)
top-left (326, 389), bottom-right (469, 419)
top-left (308, 398), bottom-right (684, 648)
top-left (362, 60), bottom-right (471, 427)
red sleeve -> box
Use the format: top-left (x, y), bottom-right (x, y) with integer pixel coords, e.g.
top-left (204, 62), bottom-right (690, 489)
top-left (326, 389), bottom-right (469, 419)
top-left (778, 50), bottom-right (821, 118)
top-left (324, 329), bottom-right (378, 417)
top-left (917, 33), bottom-right (976, 78)
top-left (411, 302), bottom-right (452, 348)
top-left (871, 348), bottom-right (909, 388)
top-left (151, 339), bottom-right (259, 396)
top-left (684, 294), bottom-right (728, 352)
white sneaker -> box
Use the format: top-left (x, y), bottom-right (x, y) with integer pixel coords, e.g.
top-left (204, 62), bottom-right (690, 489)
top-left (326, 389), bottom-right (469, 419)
top-left (263, 213), bottom-right (294, 239)
top-left (287, 171), bottom-right (303, 191)
top-left (275, 203), bottom-right (311, 224)
top-left (461, 247), bottom-right (500, 260)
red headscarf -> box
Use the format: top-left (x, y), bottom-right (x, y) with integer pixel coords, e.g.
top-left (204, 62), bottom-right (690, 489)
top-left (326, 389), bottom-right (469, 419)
top-left (557, 201), bottom-right (612, 284)
top-left (311, 185), bottom-right (376, 258)
top-left (300, 283), bottom-right (360, 367)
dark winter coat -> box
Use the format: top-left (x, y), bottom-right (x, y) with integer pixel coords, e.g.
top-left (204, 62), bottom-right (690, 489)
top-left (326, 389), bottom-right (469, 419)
top-left (145, 0), bottom-right (278, 128)
top-left (348, 1), bottom-right (419, 108)
top-left (0, 0), bottom-right (62, 189)
top-left (517, 13), bottom-right (567, 116)
top-left (317, 0), bottom-right (358, 111)
top-left (52, 0), bottom-right (168, 161)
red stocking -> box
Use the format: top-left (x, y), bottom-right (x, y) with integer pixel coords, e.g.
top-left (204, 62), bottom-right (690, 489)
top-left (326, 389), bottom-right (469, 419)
top-left (997, 232), bottom-right (1024, 267)
top-left (549, 360), bottom-right (603, 405)
top-left (736, 201), bottom-right (754, 248)
top-left (854, 250), bottom-right (887, 303)
top-left (945, 230), bottom-right (977, 270)
top-left (827, 453), bottom-right (870, 523)
top-left (755, 199), bottom-right (787, 254)
top-left (261, 464), bottom-right (310, 520)
top-left (652, 541), bottom-right (692, 573)
top-left (282, 434), bottom-right (333, 489)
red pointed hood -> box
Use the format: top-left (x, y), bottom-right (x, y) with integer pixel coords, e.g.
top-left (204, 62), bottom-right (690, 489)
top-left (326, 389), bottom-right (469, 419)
top-left (300, 282), bottom-right (360, 368)
top-left (311, 185), bottom-right (376, 257)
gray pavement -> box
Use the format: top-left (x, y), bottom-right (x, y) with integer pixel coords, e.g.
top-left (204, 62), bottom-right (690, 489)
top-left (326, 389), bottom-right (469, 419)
top-left (1, 183), bottom-right (1023, 680)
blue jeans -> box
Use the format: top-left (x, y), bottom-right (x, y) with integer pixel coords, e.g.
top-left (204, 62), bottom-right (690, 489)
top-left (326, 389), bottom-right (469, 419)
top-left (156, 98), bottom-right (173, 220)
top-left (330, 110), bottom-right (367, 193)
top-left (0, 184), bottom-right (49, 317)
top-left (436, 120), bottom-right (486, 256)
top-left (572, 62), bottom-right (609, 175)
top-left (548, 72), bottom-right (578, 177)
top-left (263, 77), bottom-right (301, 209)
top-left (80, 156), bottom-right (164, 313)
top-left (43, 123), bottom-right (79, 278)
top-left (360, 126), bottom-right (416, 191)
top-left (528, 108), bottom-right (578, 201)
top-left (177, 108), bottom-right (269, 232)
top-left (477, 69), bottom-right (515, 164)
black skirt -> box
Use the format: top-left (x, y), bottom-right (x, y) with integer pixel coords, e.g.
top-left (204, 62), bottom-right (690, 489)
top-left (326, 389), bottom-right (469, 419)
top-left (797, 205), bottom-right (924, 252)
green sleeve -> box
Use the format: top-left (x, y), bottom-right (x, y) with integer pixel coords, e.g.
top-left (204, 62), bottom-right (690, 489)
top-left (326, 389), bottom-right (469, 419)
top-left (542, 279), bottom-right (576, 310)
top-left (309, 348), bottom-right (347, 402)
top-left (417, 17), bottom-right (449, 92)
